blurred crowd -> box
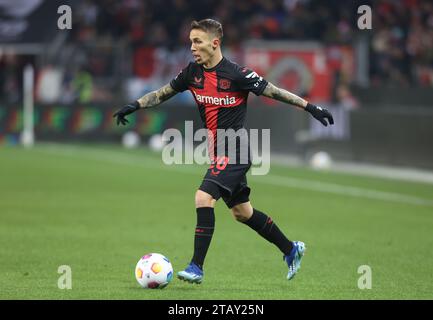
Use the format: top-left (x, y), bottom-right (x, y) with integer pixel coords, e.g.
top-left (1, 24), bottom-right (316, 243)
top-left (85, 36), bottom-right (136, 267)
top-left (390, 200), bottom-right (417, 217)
top-left (370, 0), bottom-right (433, 86)
top-left (1, 0), bottom-right (433, 105)
top-left (70, 0), bottom-right (433, 87)
top-left (71, 0), bottom-right (361, 47)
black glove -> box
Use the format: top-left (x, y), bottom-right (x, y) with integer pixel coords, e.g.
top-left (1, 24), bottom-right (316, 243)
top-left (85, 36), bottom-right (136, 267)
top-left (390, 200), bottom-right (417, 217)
top-left (305, 103), bottom-right (334, 127)
top-left (113, 101), bottom-right (140, 125)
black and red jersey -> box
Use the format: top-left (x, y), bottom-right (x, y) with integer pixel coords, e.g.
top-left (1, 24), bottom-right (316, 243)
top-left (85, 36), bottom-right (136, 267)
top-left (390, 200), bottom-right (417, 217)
top-left (170, 57), bottom-right (268, 159)
top-left (170, 57), bottom-right (268, 131)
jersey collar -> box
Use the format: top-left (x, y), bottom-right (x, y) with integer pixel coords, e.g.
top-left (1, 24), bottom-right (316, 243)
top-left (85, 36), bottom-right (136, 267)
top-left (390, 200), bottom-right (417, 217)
top-left (202, 57), bottom-right (226, 72)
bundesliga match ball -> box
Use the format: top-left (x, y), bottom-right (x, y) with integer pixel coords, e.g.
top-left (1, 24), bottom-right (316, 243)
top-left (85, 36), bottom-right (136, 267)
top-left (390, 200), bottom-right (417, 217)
top-left (135, 253), bottom-right (173, 289)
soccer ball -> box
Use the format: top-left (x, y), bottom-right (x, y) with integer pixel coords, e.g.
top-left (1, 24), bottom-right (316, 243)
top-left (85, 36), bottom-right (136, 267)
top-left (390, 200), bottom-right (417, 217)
top-left (135, 253), bottom-right (173, 289)
top-left (310, 151), bottom-right (332, 170)
top-left (148, 134), bottom-right (166, 152)
top-left (122, 131), bottom-right (140, 149)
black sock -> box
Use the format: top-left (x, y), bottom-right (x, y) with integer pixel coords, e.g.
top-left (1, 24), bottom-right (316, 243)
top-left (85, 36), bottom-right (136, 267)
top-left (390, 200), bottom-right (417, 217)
top-left (242, 208), bottom-right (293, 255)
top-left (191, 207), bottom-right (215, 269)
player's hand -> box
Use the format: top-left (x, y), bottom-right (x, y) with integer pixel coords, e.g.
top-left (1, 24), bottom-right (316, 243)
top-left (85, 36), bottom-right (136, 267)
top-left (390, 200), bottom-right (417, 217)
top-left (305, 103), bottom-right (334, 126)
top-left (113, 101), bottom-right (140, 126)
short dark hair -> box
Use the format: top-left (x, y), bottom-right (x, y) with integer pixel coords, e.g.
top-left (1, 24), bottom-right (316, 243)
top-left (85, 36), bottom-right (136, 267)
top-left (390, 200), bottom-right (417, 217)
top-left (191, 19), bottom-right (223, 41)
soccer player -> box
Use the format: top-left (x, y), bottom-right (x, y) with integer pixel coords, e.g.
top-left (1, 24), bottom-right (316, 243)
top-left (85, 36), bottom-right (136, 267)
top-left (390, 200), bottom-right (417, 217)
top-left (114, 19), bottom-right (334, 283)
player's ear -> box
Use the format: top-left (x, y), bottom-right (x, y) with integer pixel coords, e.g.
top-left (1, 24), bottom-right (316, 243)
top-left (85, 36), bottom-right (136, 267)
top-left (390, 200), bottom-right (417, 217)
top-left (212, 38), bottom-right (219, 50)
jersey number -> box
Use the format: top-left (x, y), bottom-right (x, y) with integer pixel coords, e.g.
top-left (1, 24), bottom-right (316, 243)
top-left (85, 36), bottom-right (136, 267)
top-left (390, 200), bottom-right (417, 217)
top-left (210, 156), bottom-right (230, 176)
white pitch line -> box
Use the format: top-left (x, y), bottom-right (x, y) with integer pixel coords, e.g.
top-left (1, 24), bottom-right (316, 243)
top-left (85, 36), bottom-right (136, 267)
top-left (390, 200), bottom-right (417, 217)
top-left (35, 144), bottom-right (433, 207)
top-left (252, 175), bottom-right (433, 207)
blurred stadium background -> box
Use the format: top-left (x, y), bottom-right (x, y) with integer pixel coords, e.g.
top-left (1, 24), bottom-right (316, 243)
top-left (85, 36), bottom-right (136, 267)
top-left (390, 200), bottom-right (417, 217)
top-left (1, 0), bottom-right (433, 170)
top-left (1, 0), bottom-right (433, 300)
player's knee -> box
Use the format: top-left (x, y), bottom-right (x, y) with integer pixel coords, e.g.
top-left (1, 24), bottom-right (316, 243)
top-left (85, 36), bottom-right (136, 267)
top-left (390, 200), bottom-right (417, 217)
top-left (231, 203), bottom-right (253, 222)
top-left (232, 207), bottom-right (248, 222)
top-left (195, 190), bottom-right (215, 208)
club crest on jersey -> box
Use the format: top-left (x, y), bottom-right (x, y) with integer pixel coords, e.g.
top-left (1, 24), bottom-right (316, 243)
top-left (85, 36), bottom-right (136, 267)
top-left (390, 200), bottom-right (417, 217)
top-left (218, 78), bottom-right (231, 90)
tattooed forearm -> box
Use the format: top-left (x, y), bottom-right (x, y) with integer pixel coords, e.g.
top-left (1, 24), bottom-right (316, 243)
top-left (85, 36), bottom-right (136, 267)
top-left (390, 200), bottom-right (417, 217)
top-left (262, 82), bottom-right (307, 109)
top-left (137, 84), bottom-right (177, 109)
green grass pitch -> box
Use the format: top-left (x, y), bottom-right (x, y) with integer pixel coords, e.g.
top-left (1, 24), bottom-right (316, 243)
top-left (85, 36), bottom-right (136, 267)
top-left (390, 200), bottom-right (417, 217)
top-left (1, 143), bottom-right (432, 299)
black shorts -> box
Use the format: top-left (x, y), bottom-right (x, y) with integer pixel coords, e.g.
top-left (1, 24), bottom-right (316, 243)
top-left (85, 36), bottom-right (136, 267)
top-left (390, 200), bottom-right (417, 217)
top-left (198, 156), bottom-right (251, 209)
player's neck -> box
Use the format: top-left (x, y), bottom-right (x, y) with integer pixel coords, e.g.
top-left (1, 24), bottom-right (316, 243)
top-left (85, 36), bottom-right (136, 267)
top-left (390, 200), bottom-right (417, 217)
top-left (203, 52), bottom-right (223, 70)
